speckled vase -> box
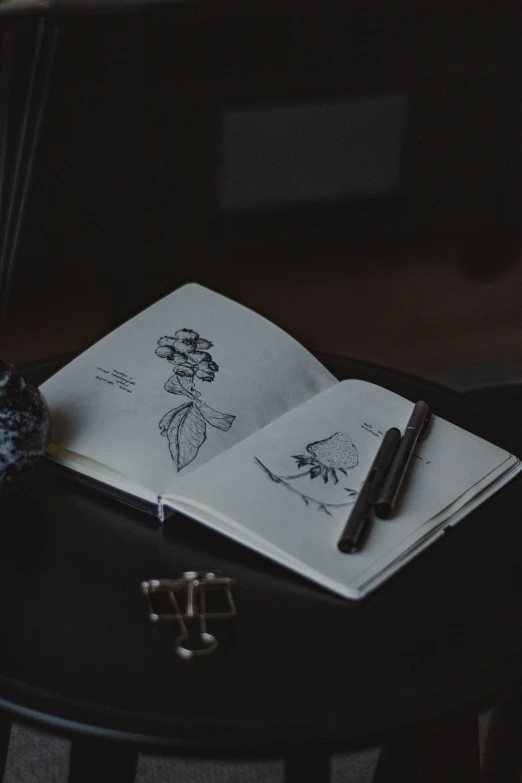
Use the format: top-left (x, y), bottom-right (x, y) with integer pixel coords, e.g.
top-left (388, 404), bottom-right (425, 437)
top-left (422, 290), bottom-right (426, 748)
top-left (0, 360), bottom-right (50, 492)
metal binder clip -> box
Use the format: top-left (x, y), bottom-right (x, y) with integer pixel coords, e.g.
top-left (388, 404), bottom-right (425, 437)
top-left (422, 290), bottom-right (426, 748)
top-left (141, 571), bottom-right (236, 659)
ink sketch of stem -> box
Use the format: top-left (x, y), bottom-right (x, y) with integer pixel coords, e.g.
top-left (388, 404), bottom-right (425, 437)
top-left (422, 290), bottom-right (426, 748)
top-left (254, 431), bottom-right (360, 516)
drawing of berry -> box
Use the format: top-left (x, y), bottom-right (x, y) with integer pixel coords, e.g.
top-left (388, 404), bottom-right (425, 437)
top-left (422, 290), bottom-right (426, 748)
top-left (187, 351), bottom-right (211, 364)
top-left (155, 329), bottom-right (234, 471)
top-left (175, 329), bottom-right (199, 342)
top-left (156, 330), bottom-right (219, 381)
top-left (156, 345), bottom-right (175, 359)
top-left (292, 432), bottom-right (358, 484)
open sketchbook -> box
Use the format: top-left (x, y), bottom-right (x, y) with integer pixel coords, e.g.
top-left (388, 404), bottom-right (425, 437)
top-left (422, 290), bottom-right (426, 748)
top-left (41, 283), bottom-right (521, 600)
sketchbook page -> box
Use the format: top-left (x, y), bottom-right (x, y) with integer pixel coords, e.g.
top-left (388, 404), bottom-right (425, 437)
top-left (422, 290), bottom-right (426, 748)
top-left (41, 283), bottom-right (336, 494)
top-left (162, 379), bottom-right (516, 599)
top-left (358, 458), bottom-right (521, 596)
top-left (46, 446), bottom-right (160, 507)
top-left (355, 454), bottom-right (519, 590)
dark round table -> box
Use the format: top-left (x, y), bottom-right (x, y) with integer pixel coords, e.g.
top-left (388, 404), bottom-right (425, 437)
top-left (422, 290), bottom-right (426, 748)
top-left (0, 355), bottom-right (521, 783)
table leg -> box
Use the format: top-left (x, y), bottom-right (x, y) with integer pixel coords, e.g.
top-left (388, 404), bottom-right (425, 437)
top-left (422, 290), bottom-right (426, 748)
top-left (0, 713), bottom-right (12, 780)
top-left (68, 738), bottom-right (138, 783)
top-left (284, 753), bottom-right (330, 783)
top-left (374, 717), bottom-right (481, 783)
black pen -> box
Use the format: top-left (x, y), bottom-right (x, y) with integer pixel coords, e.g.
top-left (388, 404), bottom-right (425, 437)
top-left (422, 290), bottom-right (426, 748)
top-left (337, 427), bottom-right (401, 553)
top-left (374, 401), bottom-right (432, 519)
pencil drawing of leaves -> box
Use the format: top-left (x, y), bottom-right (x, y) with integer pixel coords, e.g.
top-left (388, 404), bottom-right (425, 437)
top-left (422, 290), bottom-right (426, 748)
top-left (196, 401), bottom-right (235, 431)
top-left (165, 402), bottom-right (207, 471)
top-left (159, 407), bottom-right (177, 436)
top-left (157, 329), bottom-right (235, 467)
top-left (164, 373), bottom-right (201, 399)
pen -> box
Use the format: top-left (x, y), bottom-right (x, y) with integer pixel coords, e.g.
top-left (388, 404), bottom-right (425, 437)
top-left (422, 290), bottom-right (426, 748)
top-left (374, 400), bottom-right (432, 519)
top-left (337, 427), bottom-right (401, 554)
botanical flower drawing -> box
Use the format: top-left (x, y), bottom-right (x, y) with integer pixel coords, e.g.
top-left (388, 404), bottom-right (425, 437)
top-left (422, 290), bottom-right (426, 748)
top-left (255, 433), bottom-right (359, 515)
top-left (156, 329), bottom-right (235, 471)
top-left (292, 433), bottom-right (358, 483)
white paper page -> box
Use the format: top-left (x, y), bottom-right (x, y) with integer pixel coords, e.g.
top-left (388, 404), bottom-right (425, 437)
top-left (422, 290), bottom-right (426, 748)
top-left (163, 379), bottom-right (515, 598)
top-left (41, 283), bottom-right (336, 493)
top-left (46, 446), bottom-right (160, 506)
top-left (357, 457), bottom-right (521, 595)
top-left (355, 454), bottom-right (518, 587)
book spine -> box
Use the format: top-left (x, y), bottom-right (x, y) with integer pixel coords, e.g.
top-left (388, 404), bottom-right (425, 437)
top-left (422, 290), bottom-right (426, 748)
top-left (157, 497), bottom-right (166, 523)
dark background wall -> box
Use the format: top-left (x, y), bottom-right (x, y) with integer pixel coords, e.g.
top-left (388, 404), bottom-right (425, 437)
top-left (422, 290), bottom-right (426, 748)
top-left (1, 3), bottom-right (521, 372)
